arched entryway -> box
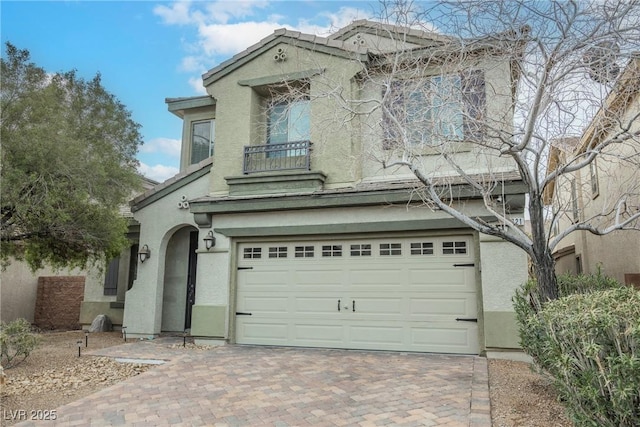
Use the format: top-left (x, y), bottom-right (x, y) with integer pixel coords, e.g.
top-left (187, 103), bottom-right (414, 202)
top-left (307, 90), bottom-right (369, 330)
top-left (161, 226), bottom-right (198, 332)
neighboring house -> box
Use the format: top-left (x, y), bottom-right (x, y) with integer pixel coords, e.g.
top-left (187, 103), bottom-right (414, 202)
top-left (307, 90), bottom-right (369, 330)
top-left (122, 20), bottom-right (529, 355)
top-left (1, 177), bottom-right (156, 327)
top-left (549, 57), bottom-right (640, 288)
top-left (1, 262), bottom-right (93, 324)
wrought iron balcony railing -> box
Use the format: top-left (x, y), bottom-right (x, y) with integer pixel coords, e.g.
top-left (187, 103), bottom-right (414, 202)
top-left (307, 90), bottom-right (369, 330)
top-left (243, 140), bottom-right (311, 174)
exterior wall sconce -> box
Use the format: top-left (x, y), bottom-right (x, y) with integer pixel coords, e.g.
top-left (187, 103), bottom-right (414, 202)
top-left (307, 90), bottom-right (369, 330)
top-left (138, 244), bottom-right (151, 263)
top-left (203, 231), bottom-right (216, 250)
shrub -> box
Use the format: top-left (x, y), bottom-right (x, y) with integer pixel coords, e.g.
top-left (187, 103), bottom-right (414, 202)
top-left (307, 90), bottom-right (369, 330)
top-left (556, 270), bottom-right (623, 296)
top-left (513, 272), bottom-right (624, 366)
top-left (517, 285), bottom-right (640, 427)
top-left (0, 318), bottom-right (39, 368)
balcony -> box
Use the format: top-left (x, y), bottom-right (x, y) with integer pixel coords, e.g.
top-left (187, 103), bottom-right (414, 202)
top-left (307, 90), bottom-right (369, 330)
top-left (243, 141), bottom-right (311, 174)
top-left (226, 140), bottom-right (325, 196)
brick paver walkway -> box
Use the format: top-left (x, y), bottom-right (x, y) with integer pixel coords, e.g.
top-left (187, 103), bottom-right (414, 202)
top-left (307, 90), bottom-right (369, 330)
top-left (16, 340), bottom-right (491, 426)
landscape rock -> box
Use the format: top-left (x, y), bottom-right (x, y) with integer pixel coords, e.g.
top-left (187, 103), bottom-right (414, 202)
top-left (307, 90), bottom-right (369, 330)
top-left (88, 315), bottom-right (112, 332)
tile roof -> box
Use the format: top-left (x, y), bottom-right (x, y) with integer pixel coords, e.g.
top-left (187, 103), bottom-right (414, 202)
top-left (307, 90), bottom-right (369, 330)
top-left (130, 157), bottom-right (213, 210)
top-left (189, 171), bottom-right (523, 205)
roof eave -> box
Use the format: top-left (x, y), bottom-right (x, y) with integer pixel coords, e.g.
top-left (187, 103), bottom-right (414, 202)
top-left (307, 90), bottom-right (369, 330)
top-left (202, 34), bottom-right (368, 87)
top-left (165, 96), bottom-right (216, 118)
top-left (576, 56), bottom-right (640, 154)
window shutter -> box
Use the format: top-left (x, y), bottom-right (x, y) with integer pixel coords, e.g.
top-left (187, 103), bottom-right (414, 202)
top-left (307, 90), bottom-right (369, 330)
top-left (461, 69), bottom-right (486, 141)
top-left (103, 257), bottom-right (120, 296)
top-left (127, 243), bottom-right (139, 290)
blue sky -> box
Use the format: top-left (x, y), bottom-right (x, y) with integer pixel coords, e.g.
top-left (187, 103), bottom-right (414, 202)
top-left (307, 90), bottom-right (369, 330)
top-left (1, 1), bottom-right (378, 182)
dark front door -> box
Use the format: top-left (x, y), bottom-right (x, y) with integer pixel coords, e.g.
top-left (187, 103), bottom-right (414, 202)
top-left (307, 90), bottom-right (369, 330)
top-left (184, 231), bottom-right (198, 330)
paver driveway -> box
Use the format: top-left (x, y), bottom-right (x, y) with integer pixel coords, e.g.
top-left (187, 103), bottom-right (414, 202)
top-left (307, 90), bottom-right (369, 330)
top-left (17, 340), bottom-right (490, 426)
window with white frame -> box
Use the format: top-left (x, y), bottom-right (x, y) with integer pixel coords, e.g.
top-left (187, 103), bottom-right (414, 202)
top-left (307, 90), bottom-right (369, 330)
top-left (383, 70), bottom-right (485, 148)
top-left (190, 119), bottom-right (215, 165)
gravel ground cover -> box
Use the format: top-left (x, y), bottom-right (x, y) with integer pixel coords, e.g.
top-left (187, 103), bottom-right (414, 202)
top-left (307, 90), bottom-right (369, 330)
top-left (1, 331), bottom-right (571, 426)
top-left (489, 359), bottom-right (571, 427)
top-left (0, 331), bottom-right (149, 426)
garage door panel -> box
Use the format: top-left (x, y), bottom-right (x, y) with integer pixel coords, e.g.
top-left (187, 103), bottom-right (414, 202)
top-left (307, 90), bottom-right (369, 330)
top-left (347, 297), bottom-right (404, 317)
top-left (237, 321), bottom-right (288, 342)
top-left (237, 295), bottom-right (289, 314)
top-left (242, 270), bottom-right (289, 289)
top-left (409, 295), bottom-right (477, 317)
top-left (295, 297), bottom-right (343, 315)
top-left (349, 269), bottom-right (404, 287)
top-left (349, 325), bottom-right (405, 345)
top-left (408, 268), bottom-right (473, 290)
top-left (411, 325), bottom-right (478, 350)
top-left (236, 236), bottom-right (479, 354)
top-left (293, 269), bottom-right (344, 290)
top-left (294, 324), bottom-right (345, 344)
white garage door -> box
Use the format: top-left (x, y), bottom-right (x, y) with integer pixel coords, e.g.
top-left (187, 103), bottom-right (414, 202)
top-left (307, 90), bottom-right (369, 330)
top-left (235, 235), bottom-right (478, 354)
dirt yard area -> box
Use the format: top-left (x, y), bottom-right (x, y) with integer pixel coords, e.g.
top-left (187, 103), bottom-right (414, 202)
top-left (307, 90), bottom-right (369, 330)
top-left (0, 331), bottom-right (571, 426)
top-left (0, 331), bottom-right (149, 426)
top-left (489, 358), bottom-right (571, 427)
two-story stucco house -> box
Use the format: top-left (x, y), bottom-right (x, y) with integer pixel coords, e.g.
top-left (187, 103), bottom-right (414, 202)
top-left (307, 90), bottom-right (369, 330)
top-left (550, 57), bottom-right (640, 288)
top-left (118, 20), bottom-right (529, 355)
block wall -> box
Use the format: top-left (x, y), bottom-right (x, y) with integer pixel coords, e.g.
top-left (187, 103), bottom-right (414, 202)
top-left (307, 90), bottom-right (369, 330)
top-left (34, 276), bottom-right (85, 330)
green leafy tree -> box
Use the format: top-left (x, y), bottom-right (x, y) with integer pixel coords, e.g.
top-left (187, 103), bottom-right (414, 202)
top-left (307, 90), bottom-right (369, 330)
top-left (1, 43), bottom-right (143, 270)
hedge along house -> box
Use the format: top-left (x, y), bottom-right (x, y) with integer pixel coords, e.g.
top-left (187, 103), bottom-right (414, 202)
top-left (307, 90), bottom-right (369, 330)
top-left (122, 21), bottom-right (529, 354)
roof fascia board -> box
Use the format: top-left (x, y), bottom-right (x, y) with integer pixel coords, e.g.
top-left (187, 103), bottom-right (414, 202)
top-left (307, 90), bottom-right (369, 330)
top-left (238, 68), bottom-right (325, 87)
top-left (203, 37), bottom-right (367, 87)
top-left (334, 26), bottom-right (448, 47)
top-left (166, 96), bottom-right (216, 118)
top-left (214, 218), bottom-right (486, 238)
top-left (329, 20), bottom-right (452, 45)
top-left (576, 57), bottom-right (640, 153)
top-left (132, 166), bottom-right (211, 212)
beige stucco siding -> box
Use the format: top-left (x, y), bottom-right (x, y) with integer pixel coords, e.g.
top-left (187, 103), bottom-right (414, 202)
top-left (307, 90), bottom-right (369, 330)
top-left (188, 200), bottom-right (528, 349)
top-left (205, 43), bottom-right (366, 196)
top-left (580, 92), bottom-right (640, 280)
top-left (553, 90), bottom-right (640, 282)
top-left (359, 56), bottom-right (518, 182)
top-left (479, 233), bottom-right (529, 349)
top-left (123, 173), bottom-right (210, 337)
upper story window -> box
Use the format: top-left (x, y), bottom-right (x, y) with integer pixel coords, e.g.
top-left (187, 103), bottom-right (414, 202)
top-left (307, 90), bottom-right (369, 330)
top-left (190, 119), bottom-right (215, 165)
top-left (267, 98), bottom-right (310, 146)
top-left (589, 159), bottom-right (599, 198)
top-left (383, 70), bottom-right (485, 148)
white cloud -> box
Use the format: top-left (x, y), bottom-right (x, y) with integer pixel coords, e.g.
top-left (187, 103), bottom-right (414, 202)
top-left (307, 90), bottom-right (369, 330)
top-left (188, 76), bottom-right (208, 95)
top-left (138, 162), bottom-right (180, 183)
top-left (140, 137), bottom-right (182, 158)
top-left (154, 0), bottom-right (193, 25)
top-left (198, 20), bottom-right (283, 56)
top-left (191, 7), bottom-right (373, 63)
top-left (311, 6), bottom-right (373, 33)
top-left (154, 1), bottom-right (374, 96)
top-left (179, 55), bottom-right (204, 72)
top-left (154, 0), bottom-right (270, 26)
top-left (203, 0), bottom-right (269, 24)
